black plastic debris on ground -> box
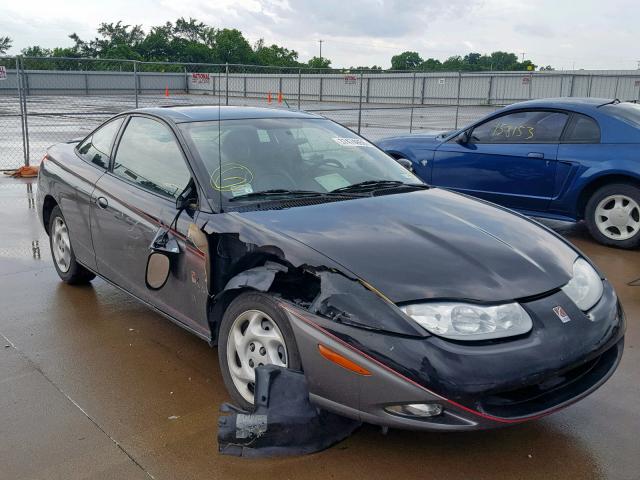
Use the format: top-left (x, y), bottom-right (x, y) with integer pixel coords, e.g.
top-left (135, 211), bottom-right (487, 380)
top-left (218, 365), bottom-right (361, 457)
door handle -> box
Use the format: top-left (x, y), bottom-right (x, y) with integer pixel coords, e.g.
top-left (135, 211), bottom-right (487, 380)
top-left (527, 152), bottom-right (545, 159)
top-left (96, 197), bottom-right (109, 209)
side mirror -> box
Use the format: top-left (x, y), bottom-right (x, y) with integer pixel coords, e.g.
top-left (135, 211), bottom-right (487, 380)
top-left (395, 157), bottom-right (413, 172)
top-left (145, 228), bottom-right (180, 290)
top-left (146, 252), bottom-right (171, 290)
top-left (456, 130), bottom-right (471, 144)
top-left (176, 181), bottom-right (197, 211)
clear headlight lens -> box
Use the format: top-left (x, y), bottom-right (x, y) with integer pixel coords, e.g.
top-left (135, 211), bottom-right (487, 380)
top-left (561, 258), bottom-right (603, 311)
top-left (400, 302), bottom-right (532, 340)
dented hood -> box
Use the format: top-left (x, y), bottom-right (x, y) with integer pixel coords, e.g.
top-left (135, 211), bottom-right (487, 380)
top-left (234, 189), bottom-right (577, 304)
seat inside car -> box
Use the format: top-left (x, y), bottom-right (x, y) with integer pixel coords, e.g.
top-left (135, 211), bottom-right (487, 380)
top-left (221, 126), bottom-right (297, 191)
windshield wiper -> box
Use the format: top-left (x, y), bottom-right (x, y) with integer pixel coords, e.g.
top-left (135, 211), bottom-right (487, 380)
top-left (228, 189), bottom-right (328, 202)
top-left (330, 180), bottom-right (427, 194)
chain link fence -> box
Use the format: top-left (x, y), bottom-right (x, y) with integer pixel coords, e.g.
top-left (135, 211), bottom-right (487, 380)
top-left (2, 56), bottom-right (640, 170)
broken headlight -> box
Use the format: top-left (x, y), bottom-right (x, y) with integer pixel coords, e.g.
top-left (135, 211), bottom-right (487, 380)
top-left (400, 302), bottom-right (532, 341)
top-left (561, 257), bottom-right (603, 311)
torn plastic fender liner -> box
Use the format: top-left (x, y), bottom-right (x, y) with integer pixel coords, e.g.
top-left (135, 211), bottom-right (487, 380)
top-left (218, 365), bottom-right (361, 457)
top-left (222, 261), bottom-right (288, 292)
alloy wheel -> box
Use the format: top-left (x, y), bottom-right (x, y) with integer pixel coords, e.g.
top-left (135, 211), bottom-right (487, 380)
top-left (226, 309), bottom-right (288, 404)
top-left (52, 216), bottom-right (71, 273)
top-left (594, 194), bottom-right (640, 241)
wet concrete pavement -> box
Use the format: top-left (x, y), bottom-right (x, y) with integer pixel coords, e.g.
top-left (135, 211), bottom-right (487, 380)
top-left (1, 176), bottom-right (638, 480)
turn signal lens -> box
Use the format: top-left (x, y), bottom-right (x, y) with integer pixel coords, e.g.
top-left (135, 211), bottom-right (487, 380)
top-left (318, 344), bottom-right (371, 376)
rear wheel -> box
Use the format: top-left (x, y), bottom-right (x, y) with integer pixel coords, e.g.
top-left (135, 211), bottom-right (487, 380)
top-left (218, 292), bottom-right (301, 410)
top-left (48, 206), bottom-right (95, 284)
top-left (585, 184), bottom-right (640, 249)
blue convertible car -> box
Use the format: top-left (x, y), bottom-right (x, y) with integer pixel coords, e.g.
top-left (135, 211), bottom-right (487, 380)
top-left (378, 98), bottom-right (640, 249)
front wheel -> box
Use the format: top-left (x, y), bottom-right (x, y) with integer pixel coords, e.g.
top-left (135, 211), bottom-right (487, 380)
top-left (48, 206), bottom-right (96, 284)
top-left (585, 183), bottom-right (640, 249)
top-left (218, 292), bottom-right (301, 410)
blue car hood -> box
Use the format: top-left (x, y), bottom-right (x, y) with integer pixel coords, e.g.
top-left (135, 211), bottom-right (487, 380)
top-left (235, 189), bottom-right (577, 304)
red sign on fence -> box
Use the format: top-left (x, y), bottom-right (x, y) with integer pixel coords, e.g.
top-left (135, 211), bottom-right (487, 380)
top-left (191, 73), bottom-right (211, 85)
top-left (344, 75), bottom-right (357, 85)
top-left (0, 66), bottom-right (6, 81)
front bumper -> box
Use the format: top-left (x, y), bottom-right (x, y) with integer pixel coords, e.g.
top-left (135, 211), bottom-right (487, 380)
top-left (280, 281), bottom-right (625, 431)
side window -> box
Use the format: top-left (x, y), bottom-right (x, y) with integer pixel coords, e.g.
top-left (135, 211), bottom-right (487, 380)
top-left (113, 117), bottom-right (191, 198)
top-left (470, 110), bottom-right (568, 144)
top-left (563, 114), bottom-right (600, 143)
top-left (77, 118), bottom-right (124, 169)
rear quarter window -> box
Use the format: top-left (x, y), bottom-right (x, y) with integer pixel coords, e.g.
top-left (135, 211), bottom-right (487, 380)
top-left (77, 118), bottom-right (124, 169)
top-left (562, 114), bottom-right (600, 143)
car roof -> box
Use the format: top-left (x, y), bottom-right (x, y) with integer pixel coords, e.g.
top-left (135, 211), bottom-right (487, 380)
top-left (501, 97), bottom-right (615, 112)
top-left (130, 105), bottom-right (323, 123)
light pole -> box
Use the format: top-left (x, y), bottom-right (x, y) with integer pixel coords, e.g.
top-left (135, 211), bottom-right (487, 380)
top-left (319, 39), bottom-right (323, 61)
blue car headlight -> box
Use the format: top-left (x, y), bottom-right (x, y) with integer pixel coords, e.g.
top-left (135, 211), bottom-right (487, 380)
top-left (561, 258), bottom-right (603, 311)
top-left (400, 302), bottom-right (532, 341)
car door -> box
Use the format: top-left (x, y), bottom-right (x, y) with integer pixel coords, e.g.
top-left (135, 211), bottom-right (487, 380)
top-left (432, 110), bottom-right (569, 211)
top-left (90, 115), bottom-right (210, 338)
top-left (62, 117), bottom-right (125, 271)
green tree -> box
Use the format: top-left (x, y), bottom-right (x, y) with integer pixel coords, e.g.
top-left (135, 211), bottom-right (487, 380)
top-left (0, 36), bottom-right (12, 55)
top-left (307, 56), bottom-right (331, 69)
top-left (212, 28), bottom-right (253, 64)
top-left (253, 39), bottom-right (299, 67)
top-left (21, 46), bottom-right (52, 57)
top-left (419, 58), bottom-right (443, 71)
top-left (391, 51), bottom-right (423, 70)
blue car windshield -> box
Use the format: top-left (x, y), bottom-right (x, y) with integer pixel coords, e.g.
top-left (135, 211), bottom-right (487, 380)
top-left (179, 118), bottom-right (420, 201)
top-left (600, 102), bottom-right (640, 128)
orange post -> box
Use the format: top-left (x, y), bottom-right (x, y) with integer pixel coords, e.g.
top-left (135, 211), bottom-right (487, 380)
top-left (267, 91), bottom-right (272, 103)
top-left (277, 91), bottom-right (283, 103)
top-left (165, 85), bottom-right (169, 97)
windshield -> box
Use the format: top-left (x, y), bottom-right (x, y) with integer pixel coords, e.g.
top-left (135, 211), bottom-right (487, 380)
top-left (179, 118), bottom-right (420, 203)
top-left (600, 102), bottom-right (640, 128)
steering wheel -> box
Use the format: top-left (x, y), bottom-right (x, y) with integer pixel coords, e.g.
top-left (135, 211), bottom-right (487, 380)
top-left (311, 158), bottom-right (345, 169)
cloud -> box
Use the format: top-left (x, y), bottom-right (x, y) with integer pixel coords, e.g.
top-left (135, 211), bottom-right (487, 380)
top-left (0, 0), bottom-right (638, 69)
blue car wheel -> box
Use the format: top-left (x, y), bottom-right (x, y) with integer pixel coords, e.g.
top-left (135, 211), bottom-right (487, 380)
top-left (585, 183), bottom-right (640, 249)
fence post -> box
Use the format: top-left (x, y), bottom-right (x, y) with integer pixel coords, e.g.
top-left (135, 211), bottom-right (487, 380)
top-left (297, 68), bottom-right (302, 110)
top-left (16, 57), bottom-right (28, 167)
top-left (357, 71), bottom-right (364, 134)
top-left (409, 71), bottom-right (416, 133)
top-left (569, 74), bottom-right (575, 97)
top-left (365, 77), bottom-right (370, 103)
top-left (614, 76), bottom-right (619, 99)
top-left (420, 75), bottom-right (426, 105)
top-left (243, 75), bottom-right (247, 98)
top-left (487, 74), bottom-right (493, 105)
top-left (133, 61), bottom-right (139, 108)
top-left (225, 63), bottom-right (229, 106)
top-left (454, 71), bottom-right (462, 129)
top-left (587, 75), bottom-right (593, 97)
top-left (528, 73), bottom-right (533, 99)
top-left (19, 58), bottom-right (30, 165)
top-left (184, 66), bottom-right (189, 94)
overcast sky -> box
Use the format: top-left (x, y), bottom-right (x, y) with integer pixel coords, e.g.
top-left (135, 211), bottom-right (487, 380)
top-left (1, 0), bottom-right (638, 70)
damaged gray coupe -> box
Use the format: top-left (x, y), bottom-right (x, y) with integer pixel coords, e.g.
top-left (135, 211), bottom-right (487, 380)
top-left (37, 106), bottom-right (624, 431)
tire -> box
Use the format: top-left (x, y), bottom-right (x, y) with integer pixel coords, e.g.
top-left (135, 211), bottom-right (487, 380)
top-left (48, 206), bottom-right (96, 284)
top-left (218, 292), bottom-right (302, 410)
top-left (585, 183), bottom-right (640, 249)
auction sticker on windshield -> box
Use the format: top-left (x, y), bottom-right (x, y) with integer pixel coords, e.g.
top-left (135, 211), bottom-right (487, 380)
top-left (332, 137), bottom-right (373, 147)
